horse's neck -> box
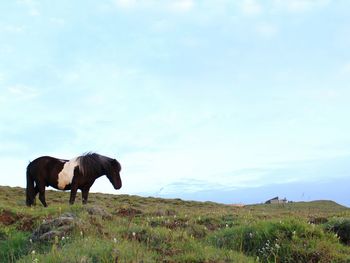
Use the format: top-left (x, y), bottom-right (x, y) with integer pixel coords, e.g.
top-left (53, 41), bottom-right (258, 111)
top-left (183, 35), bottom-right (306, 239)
top-left (93, 172), bottom-right (105, 179)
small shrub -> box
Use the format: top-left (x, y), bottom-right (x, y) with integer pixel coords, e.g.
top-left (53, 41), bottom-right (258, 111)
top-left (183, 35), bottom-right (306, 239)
top-left (308, 216), bottom-right (328, 225)
top-left (187, 224), bottom-right (208, 238)
top-left (325, 218), bottom-right (350, 245)
top-left (196, 215), bottom-right (221, 231)
top-left (220, 214), bottom-right (237, 228)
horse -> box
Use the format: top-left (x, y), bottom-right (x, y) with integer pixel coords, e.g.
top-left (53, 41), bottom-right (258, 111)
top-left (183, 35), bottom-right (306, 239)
top-left (26, 153), bottom-right (122, 207)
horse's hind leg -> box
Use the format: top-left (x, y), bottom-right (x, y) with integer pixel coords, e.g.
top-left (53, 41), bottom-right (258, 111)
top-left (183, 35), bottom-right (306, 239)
top-left (38, 183), bottom-right (47, 207)
top-left (32, 186), bottom-right (39, 205)
top-left (82, 188), bottom-right (90, 205)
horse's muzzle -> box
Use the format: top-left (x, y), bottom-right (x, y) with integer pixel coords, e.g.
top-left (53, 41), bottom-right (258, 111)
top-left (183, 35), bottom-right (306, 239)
top-left (114, 179), bottom-right (122, 190)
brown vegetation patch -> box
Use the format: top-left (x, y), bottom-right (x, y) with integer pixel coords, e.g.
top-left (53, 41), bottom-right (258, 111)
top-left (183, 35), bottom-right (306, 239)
top-left (152, 209), bottom-right (177, 217)
top-left (163, 218), bottom-right (188, 230)
top-left (0, 209), bottom-right (20, 225)
top-left (115, 207), bottom-right (142, 217)
top-left (17, 216), bottom-right (36, 231)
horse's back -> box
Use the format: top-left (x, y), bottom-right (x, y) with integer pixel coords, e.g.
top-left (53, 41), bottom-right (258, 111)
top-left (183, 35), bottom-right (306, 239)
top-left (27, 156), bottom-right (67, 181)
top-left (30, 156), bottom-right (66, 163)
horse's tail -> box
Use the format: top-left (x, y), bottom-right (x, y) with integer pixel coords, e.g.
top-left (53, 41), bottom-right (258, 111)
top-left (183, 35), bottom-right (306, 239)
top-left (26, 162), bottom-right (35, 206)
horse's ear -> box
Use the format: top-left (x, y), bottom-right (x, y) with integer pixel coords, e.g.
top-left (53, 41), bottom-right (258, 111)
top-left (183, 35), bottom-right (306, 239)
top-left (111, 159), bottom-right (117, 164)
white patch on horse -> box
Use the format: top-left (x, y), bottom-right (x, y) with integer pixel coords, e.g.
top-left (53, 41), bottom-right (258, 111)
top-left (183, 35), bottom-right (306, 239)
top-left (57, 158), bottom-right (79, 190)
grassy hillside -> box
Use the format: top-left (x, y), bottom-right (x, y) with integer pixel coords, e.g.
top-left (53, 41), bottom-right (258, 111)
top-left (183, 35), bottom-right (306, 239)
top-left (1, 186), bottom-right (350, 262)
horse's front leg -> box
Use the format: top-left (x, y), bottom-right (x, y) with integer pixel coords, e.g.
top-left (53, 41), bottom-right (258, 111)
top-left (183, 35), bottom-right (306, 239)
top-left (69, 185), bottom-right (78, 205)
top-left (82, 187), bottom-right (90, 205)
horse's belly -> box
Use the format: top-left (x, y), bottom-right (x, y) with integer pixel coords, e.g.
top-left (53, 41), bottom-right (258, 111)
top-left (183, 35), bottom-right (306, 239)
top-left (63, 184), bottom-right (72, 190)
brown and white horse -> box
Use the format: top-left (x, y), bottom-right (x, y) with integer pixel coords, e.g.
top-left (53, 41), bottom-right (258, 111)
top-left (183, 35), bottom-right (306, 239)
top-left (26, 153), bottom-right (122, 207)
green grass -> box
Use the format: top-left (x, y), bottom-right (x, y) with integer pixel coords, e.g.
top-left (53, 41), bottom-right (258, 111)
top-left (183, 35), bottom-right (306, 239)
top-left (1, 186), bottom-right (350, 262)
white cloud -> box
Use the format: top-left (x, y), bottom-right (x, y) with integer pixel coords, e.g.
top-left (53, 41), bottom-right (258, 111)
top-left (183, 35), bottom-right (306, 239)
top-left (240, 0), bottom-right (262, 16)
top-left (17, 0), bottom-right (40, 16)
top-left (315, 89), bottom-right (338, 100)
top-left (272, 0), bottom-right (330, 13)
top-left (50, 17), bottom-right (66, 26)
top-left (157, 179), bottom-right (226, 195)
top-left (114, 0), bottom-right (137, 9)
top-left (29, 8), bottom-right (40, 16)
top-left (6, 84), bottom-right (40, 100)
top-left (151, 19), bottom-right (171, 33)
top-left (340, 62), bottom-right (350, 76)
top-left (17, 0), bottom-right (36, 4)
top-left (256, 22), bottom-right (279, 38)
top-left (168, 0), bottom-right (194, 13)
top-left (0, 25), bottom-right (26, 33)
top-left (180, 36), bottom-right (200, 48)
top-left (112, 0), bottom-right (194, 13)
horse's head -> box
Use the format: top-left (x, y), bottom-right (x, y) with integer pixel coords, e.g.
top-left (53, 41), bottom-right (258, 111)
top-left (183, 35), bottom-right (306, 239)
top-left (107, 159), bottom-right (122, 190)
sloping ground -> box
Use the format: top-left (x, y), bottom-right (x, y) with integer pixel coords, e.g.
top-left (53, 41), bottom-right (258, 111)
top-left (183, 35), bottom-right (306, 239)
top-left (1, 185), bottom-right (350, 262)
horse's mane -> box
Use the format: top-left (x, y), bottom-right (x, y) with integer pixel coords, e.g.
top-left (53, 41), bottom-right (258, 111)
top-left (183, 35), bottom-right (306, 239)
top-left (77, 152), bottom-right (118, 177)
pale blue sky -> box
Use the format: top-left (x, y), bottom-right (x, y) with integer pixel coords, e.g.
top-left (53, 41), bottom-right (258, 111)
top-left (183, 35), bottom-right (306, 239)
top-left (1, 0), bottom-right (350, 205)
